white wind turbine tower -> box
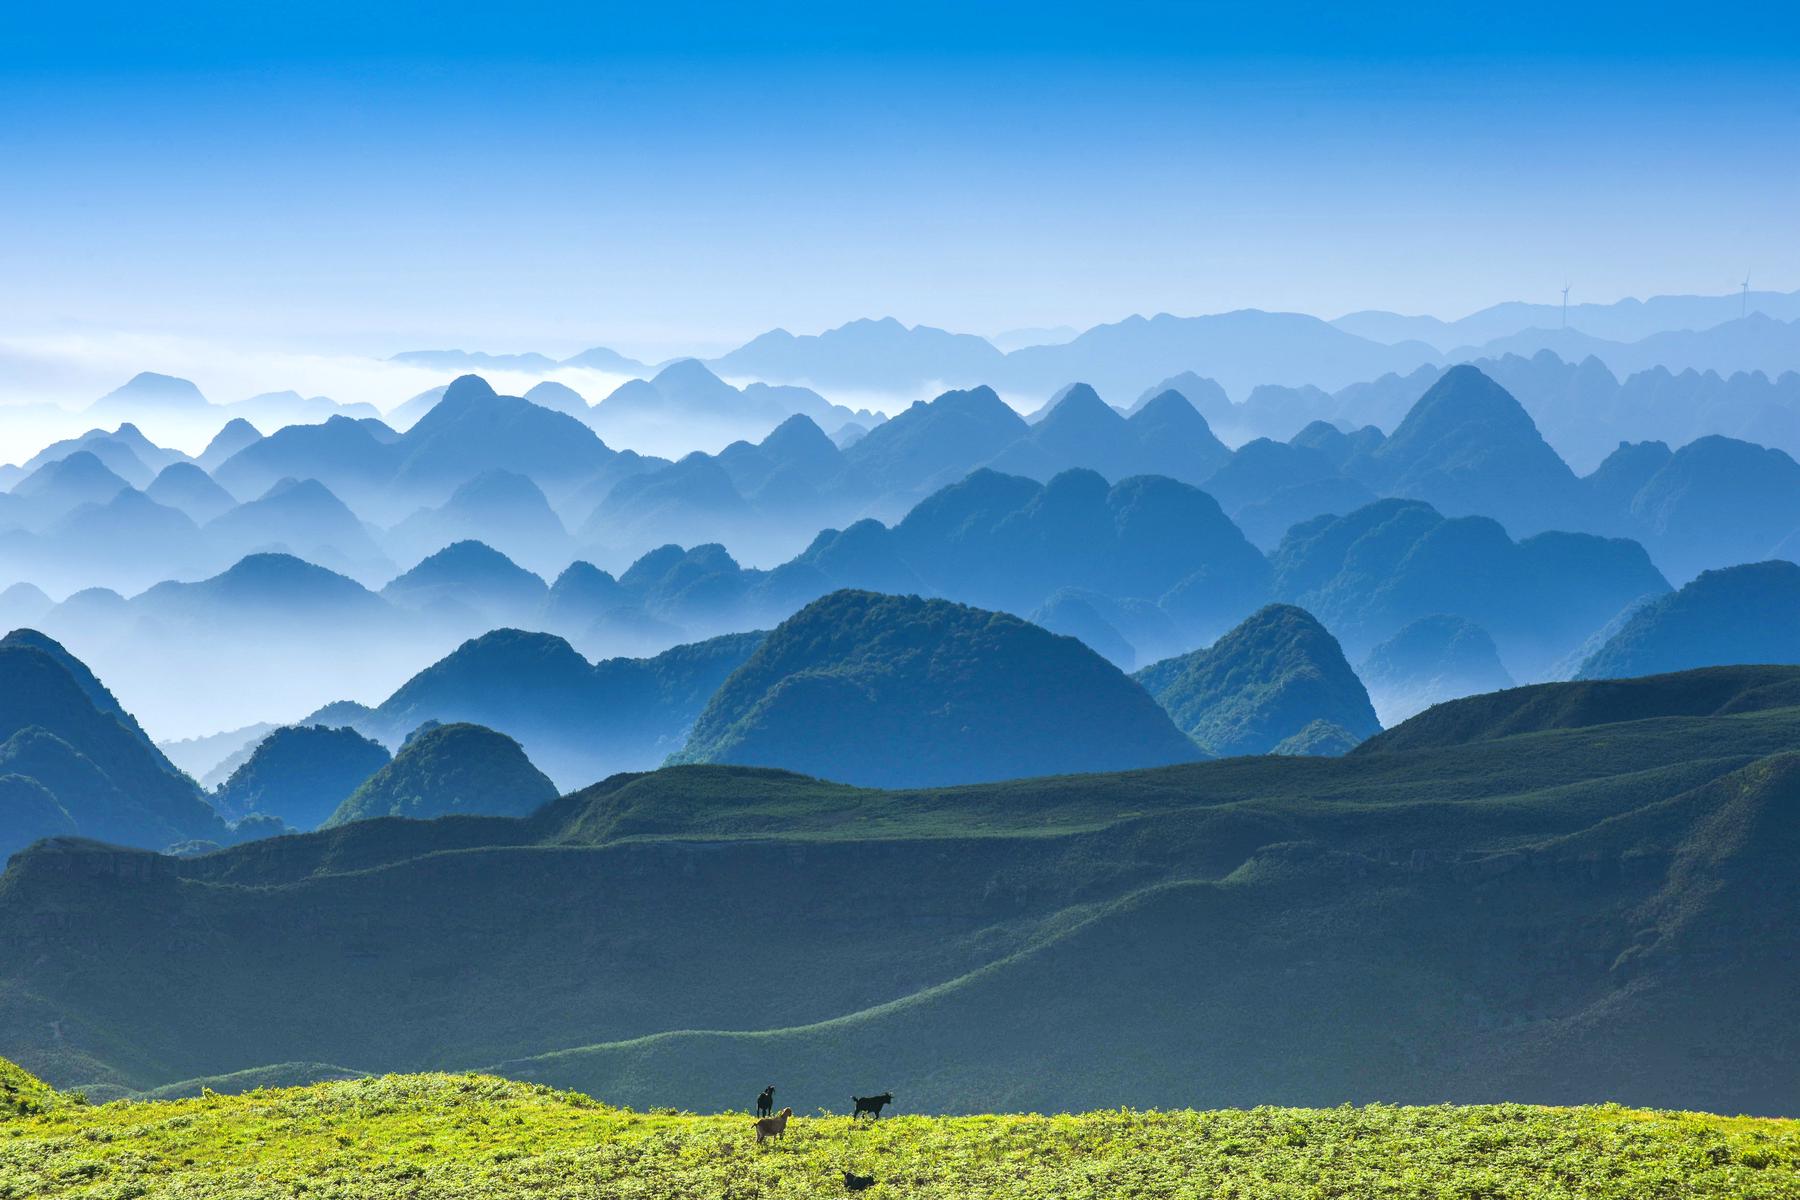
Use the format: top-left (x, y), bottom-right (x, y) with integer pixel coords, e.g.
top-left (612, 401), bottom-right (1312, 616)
top-left (1561, 283), bottom-right (1570, 330)
top-left (1741, 272), bottom-right (1752, 319)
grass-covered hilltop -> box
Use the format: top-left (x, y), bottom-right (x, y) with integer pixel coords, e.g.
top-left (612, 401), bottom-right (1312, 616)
top-left (3, 1067), bottom-right (1796, 1199)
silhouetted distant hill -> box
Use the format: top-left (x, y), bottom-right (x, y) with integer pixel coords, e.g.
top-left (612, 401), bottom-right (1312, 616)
top-left (599, 359), bottom-right (842, 426)
top-left (1460, 313), bottom-right (1800, 381)
top-left (521, 381), bottom-right (589, 417)
top-left (1135, 604), bottom-right (1379, 757)
top-left (715, 414), bottom-right (844, 500)
top-left (1201, 437), bottom-right (1341, 514)
top-left (212, 724), bottom-right (392, 829)
top-left (1030, 589), bottom-right (1137, 669)
top-left (673, 590), bottom-right (1203, 786)
top-left (1000, 310), bottom-right (1438, 398)
top-left (1131, 372), bottom-right (1235, 429)
top-left (325, 722), bottom-right (557, 827)
top-left (1576, 561), bottom-right (1800, 680)
top-left (709, 317), bottom-right (1005, 391)
top-left (0, 584), bottom-right (53, 631)
top-left (87, 372), bottom-right (211, 418)
top-left (145, 463), bottom-right (236, 524)
top-left (560, 345), bottom-right (649, 373)
top-left (1619, 435), bottom-right (1800, 582)
top-left (314, 627), bottom-right (767, 790)
top-left (582, 454), bottom-right (751, 556)
top-left (1123, 389), bottom-right (1233, 483)
top-left (381, 541), bottom-right (548, 627)
top-left (839, 385), bottom-right (1029, 500)
top-left (1339, 287), bottom-right (1800, 348)
top-left (134, 553), bottom-right (397, 628)
top-left (204, 477), bottom-right (390, 581)
top-left (157, 722), bottom-right (278, 789)
top-left (1348, 365), bottom-right (1589, 537)
top-left (209, 376), bottom-right (616, 523)
top-left (196, 418), bottom-right (262, 472)
top-left (37, 489), bottom-right (208, 590)
top-left (212, 416), bottom-right (399, 513)
top-left (20, 424), bottom-right (179, 489)
top-left (901, 468), bottom-right (1273, 644)
top-left (9, 452), bottom-right (132, 528)
top-left (986, 384), bottom-right (1230, 486)
top-left (1358, 615), bottom-right (1515, 726)
top-left (393, 375), bottom-right (616, 501)
top-left (384, 469), bottom-right (571, 575)
top-left (1272, 498), bottom-right (1668, 676)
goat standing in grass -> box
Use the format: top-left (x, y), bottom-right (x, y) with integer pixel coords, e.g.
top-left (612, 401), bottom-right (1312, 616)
top-left (756, 1086), bottom-right (775, 1118)
top-left (753, 1106), bottom-right (793, 1143)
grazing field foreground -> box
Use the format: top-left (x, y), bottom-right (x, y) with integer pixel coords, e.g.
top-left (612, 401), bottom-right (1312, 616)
top-left (3, 1073), bottom-right (1798, 1199)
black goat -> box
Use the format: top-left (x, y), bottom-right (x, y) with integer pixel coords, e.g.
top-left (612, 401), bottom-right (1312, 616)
top-left (756, 1086), bottom-right (775, 1118)
top-left (851, 1092), bottom-right (893, 1120)
top-left (843, 1169), bottom-right (876, 1191)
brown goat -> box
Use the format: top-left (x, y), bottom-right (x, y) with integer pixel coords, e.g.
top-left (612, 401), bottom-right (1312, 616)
top-left (753, 1106), bottom-right (793, 1143)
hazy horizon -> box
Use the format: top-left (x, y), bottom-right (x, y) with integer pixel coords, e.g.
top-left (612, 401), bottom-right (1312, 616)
top-left (4, 1), bottom-right (1796, 359)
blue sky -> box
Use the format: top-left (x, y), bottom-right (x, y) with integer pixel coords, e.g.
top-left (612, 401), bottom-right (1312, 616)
top-left (3, 2), bottom-right (1797, 359)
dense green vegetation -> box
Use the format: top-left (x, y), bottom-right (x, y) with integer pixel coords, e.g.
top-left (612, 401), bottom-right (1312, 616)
top-left (325, 722), bottom-right (557, 826)
top-left (0, 1058), bottom-right (58, 1118)
top-left (673, 590), bottom-right (1203, 785)
top-left (2, 1074), bottom-right (1796, 1199)
top-left (0, 631), bottom-right (223, 858)
top-left (1134, 603), bottom-right (1379, 755)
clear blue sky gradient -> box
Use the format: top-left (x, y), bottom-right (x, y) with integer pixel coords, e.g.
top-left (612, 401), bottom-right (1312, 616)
top-left (3, 1), bottom-right (1797, 357)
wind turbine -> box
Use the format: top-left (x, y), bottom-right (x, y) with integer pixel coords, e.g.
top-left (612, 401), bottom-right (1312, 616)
top-left (1741, 272), bottom-right (1752, 319)
top-left (1561, 283), bottom-right (1570, 330)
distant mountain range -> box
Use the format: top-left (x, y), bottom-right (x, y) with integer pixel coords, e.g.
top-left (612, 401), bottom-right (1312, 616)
top-left (16, 362), bottom-right (1800, 741)
top-left (382, 287), bottom-right (1800, 404)
top-left (84, 372), bottom-right (381, 436)
top-left (302, 626), bottom-right (767, 790)
top-left (1333, 287), bottom-right (1800, 350)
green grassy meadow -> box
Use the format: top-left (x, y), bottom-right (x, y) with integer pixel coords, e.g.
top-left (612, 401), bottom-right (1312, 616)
top-left (3, 1071), bottom-right (1798, 1199)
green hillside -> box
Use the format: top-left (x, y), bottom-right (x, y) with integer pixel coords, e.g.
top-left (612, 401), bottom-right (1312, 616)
top-left (324, 722), bottom-right (557, 826)
top-left (674, 590), bottom-right (1203, 786)
top-left (5, 664), bottom-right (1800, 1115)
top-left (0, 1056), bottom-right (58, 1117)
top-left (212, 723), bottom-right (391, 828)
top-left (2, 1075), bottom-right (1795, 1199)
top-left (1134, 603), bottom-right (1379, 755)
